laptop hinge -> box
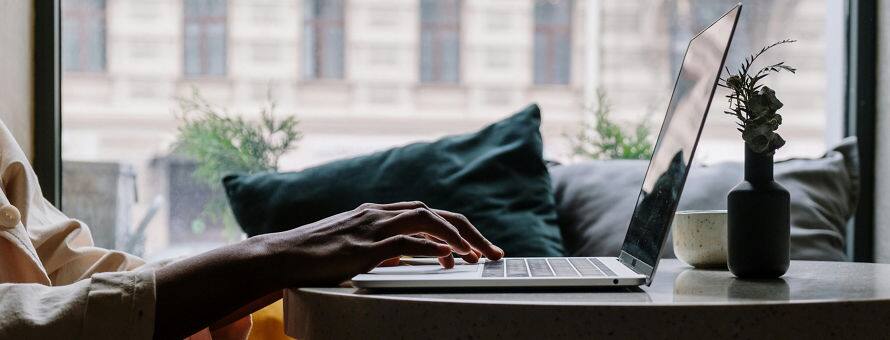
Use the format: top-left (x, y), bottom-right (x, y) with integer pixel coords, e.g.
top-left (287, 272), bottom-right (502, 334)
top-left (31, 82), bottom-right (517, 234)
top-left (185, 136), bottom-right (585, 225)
top-left (618, 251), bottom-right (654, 279)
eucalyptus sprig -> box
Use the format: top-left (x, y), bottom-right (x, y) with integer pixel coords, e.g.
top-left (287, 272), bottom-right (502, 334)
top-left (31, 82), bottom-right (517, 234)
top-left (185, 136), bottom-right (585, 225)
top-left (719, 39), bottom-right (796, 155)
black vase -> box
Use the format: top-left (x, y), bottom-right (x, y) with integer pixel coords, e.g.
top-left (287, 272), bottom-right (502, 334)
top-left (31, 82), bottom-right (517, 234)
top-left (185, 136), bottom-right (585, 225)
top-left (727, 145), bottom-right (790, 278)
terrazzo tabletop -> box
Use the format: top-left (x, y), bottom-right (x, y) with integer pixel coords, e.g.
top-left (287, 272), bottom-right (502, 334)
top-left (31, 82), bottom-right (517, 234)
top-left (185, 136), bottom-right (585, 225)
top-left (284, 259), bottom-right (890, 339)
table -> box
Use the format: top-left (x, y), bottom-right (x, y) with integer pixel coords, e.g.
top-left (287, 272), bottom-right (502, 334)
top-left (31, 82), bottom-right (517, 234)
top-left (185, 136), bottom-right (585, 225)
top-left (284, 259), bottom-right (890, 339)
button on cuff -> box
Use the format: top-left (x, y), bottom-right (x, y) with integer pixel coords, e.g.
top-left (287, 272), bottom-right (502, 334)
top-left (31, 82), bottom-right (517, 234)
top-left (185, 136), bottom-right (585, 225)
top-left (0, 205), bottom-right (21, 230)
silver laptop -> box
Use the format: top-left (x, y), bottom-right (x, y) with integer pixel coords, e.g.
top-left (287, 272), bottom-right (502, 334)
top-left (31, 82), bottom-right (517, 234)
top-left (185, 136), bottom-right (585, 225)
top-left (352, 4), bottom-right (741, 289)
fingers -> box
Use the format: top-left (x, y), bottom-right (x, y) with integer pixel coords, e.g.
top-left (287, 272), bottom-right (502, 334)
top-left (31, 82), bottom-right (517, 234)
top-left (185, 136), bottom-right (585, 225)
top-left (432, 209), bottom-right (504, 260)
top-left (360, 201), bottom-right (428, 211)
top-left (374, 235), bottom-right (452, 262)
top-left (423, 233), bottom-right (480, 264)
top-left (375, 208), bottom-right (473, 255)
top-left (357, 202), bottom-right (504, 259)
top-left (375, 237), bottom-right (480, 269)
top-left (437, 255), bottom-right (455, 269)
top-left (418, 233), bottom-right (466, 267)
top-left (379, 257), bottom-right (401, 267)
top-left (459, 249), bottom-right (481, 263)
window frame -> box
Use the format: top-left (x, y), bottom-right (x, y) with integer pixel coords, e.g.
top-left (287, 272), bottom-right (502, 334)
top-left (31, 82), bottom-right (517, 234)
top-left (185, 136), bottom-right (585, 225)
top-left (34, 0), bottom-right (62, 207)
top-left (845, 0), bottom-right (877, 262)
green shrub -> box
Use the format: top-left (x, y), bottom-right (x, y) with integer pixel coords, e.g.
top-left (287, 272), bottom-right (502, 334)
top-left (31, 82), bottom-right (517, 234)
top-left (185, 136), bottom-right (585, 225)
top-left (172, 87), bottom-right (301, 239)
top-left (567, 90), bottom-right (653, 160)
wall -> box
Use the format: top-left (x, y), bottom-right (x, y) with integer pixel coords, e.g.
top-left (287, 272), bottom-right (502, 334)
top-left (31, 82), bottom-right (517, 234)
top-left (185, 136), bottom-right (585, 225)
top-left (876, 2), bottom-right (890, 263)
top-left (0, 0), bottom-right (33, 158)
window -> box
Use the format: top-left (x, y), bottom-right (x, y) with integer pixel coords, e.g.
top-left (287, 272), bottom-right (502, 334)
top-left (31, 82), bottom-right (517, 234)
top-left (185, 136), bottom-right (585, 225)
top-left (420, 0), bottom-right (461, 84)
top-left (668, 0), bottom-right (752, 80)
top-left (302, 0), bottom-right (345, 79)
top-left (184, 0), bottom-right (228, 77)
top-left (56, 0), bottom-right (840, 261)
top-left (62, 0), bottom-right (106, 72)
top-left (533, 0), bottom-right (571, 85)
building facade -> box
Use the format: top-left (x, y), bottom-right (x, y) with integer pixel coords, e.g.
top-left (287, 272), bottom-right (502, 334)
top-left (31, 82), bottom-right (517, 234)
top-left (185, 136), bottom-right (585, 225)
top-left (60, 0), bottom-right (831, 257)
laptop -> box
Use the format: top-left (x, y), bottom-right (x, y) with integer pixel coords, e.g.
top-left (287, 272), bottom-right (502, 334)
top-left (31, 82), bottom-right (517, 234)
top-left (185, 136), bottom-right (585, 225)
top-left (352, 4), bottom-right (741, 289)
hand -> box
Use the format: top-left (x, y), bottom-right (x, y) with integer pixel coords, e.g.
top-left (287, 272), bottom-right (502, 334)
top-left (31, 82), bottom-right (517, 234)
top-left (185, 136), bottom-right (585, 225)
top-left (154, 202), bottom-right (502, 339)
top-left (258, 201), bottom-right (504, 286)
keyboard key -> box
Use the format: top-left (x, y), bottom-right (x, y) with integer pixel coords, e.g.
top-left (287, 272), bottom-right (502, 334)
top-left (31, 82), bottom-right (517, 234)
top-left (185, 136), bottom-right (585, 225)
top-left (588, 258), bottom-right (617, 277)
top-left (527, 259), bottom-right (554, 277)
top-left (569, 258), bottom-right (604, 276)
top-left (482, 260), bottom-right (505, 278)
top-left (506, 259), bottom-right (529, 277)
top-left (547, 258), bottom-right (580, 277)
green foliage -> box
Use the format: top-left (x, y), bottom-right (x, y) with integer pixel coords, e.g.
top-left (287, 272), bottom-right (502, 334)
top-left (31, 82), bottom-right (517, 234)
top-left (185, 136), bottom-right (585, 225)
top-left (720, 39), bottom-right (796, 155)
top-left (173, 87), bottom-right (302, 239)
top-left (567, 90), bottom-right (653, 160)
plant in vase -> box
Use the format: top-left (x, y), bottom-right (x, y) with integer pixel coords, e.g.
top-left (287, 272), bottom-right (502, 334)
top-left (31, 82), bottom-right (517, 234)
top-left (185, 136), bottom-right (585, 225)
top-left (719, 39), bottom-right (796, 278)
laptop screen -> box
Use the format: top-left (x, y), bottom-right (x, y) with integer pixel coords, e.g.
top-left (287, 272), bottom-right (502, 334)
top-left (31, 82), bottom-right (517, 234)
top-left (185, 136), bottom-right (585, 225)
top-left (618, 5), bottom-right (740, 279)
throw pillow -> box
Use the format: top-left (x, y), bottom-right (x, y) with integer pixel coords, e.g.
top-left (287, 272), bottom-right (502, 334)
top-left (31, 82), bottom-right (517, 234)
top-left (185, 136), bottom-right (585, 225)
top-left (551, 137), bottom-right (858, 261)
top-left (224, 104), bottom-right (565, 257)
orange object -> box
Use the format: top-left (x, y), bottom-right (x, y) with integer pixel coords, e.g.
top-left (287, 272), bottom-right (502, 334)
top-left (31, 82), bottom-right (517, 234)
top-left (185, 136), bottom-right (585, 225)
top-left (248, 299), bottom-right (293, 340)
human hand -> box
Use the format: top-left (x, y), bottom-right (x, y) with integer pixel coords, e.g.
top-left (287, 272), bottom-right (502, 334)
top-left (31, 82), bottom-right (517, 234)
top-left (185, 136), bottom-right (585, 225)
top-left (258, 201), bottom-right (504, 286)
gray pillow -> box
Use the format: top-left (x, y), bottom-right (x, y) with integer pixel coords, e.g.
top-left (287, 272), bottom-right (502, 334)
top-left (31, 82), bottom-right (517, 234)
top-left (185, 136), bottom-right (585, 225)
top-left (551, 137), bottom-right (858, 261)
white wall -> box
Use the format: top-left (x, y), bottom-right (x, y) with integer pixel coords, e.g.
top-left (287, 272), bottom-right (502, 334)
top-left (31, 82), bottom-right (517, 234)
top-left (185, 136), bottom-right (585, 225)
top-left (0, 0), bottom-right (33, 158)
top-left (876, 2), bottom-right (890, 263)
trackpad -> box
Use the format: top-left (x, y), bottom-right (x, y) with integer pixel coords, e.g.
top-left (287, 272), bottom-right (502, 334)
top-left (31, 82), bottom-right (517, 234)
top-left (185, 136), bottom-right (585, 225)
top-left (360, 263), bottom-right (481, 280)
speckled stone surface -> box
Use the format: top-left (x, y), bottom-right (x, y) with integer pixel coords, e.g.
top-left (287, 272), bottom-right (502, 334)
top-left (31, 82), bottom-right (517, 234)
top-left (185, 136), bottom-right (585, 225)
top-left (284, 260), bottom-right (890, 339)
top-left (672, 210), bottom-right (727, 268)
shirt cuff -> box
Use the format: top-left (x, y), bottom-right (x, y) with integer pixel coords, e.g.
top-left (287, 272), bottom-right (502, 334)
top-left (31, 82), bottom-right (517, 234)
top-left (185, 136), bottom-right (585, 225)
top-left (82, 269), bottom-right (156, 340)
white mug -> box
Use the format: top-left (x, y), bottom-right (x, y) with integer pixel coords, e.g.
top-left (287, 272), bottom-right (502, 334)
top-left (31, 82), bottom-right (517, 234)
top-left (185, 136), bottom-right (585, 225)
top-left (672, 210), bottom-right (727, 268)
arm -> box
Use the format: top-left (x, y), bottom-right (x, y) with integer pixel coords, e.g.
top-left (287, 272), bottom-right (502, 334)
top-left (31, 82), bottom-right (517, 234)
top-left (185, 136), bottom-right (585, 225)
top-left (153, 236), bottom-right (280, 339)
top-left (153, 202), bottom-right (503, 339)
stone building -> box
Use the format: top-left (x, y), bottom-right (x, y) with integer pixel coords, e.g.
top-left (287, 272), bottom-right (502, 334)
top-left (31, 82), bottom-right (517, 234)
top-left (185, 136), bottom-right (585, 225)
top-left (60, 0), bottom-right (835, 257)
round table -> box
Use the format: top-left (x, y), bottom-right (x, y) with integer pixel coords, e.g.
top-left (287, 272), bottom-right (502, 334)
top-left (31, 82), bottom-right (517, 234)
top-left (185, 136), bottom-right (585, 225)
top-left (284, 259), bottom-right (890, 339)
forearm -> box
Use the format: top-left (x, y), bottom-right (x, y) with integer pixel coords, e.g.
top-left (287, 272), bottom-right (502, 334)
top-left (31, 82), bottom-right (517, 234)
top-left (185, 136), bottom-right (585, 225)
top-left (150, 202), bottom-right (504, 339)
top-left (153, 235), bottom-right (283, 339)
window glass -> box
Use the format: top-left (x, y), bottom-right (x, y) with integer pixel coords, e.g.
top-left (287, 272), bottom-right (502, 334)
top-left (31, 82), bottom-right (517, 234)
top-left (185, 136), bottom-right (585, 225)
top-left (60, 0), bottom-right (840, 260)
top-left (420, 0), bottom-right (461, 83)
top-left (184, 0), bottom-right (227, 76)
top-left (533, 0), bottom-right (571, 85)
top-left (302, 0), bottom-right (345, 79)
top-left (62, 0), bottom-right (106, 72)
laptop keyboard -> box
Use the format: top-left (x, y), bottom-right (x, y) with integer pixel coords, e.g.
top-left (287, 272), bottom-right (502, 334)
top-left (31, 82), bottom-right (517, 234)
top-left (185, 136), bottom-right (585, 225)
top-left (482, 258), bottom-right (617, 278)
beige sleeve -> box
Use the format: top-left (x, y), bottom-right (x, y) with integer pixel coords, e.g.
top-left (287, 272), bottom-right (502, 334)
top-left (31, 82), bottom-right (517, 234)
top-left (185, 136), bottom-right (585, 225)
top-left (0, 119), bottom-right (146, 285)
top-left (0, 270), bottom-right (156, 340)
top-left (31, 217), bottom-right (148, 285)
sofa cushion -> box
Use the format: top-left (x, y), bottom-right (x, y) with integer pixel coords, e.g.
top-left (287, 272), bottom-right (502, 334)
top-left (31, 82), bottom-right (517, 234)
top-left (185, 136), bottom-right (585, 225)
top-left (224, 104), bottom-right (565, 257)
top-left (551, 137), bottom-right (858, 261)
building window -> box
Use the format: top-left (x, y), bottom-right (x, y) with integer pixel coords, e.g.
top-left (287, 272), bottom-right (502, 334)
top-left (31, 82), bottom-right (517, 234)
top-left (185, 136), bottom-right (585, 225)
top-left (302, 0), bottom-right (345, 80)
top-left (184, 0), bottom-right (228, 77)
top-left (533, 0), bottom-right (572, 85)
top-left (62, 0), bottom-right (106, 73)
top-left (420, 0), bottom-right (461, 84)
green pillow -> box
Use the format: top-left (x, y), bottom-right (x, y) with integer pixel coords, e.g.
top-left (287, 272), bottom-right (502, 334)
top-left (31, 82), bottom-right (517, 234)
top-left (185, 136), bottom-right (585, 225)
top-left (223, 104), bottom-right (565, 257)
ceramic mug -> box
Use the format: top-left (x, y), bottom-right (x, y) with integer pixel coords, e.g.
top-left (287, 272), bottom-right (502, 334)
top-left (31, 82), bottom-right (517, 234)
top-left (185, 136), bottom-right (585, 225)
top-left (672, 210), bottom-right (727, 268)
